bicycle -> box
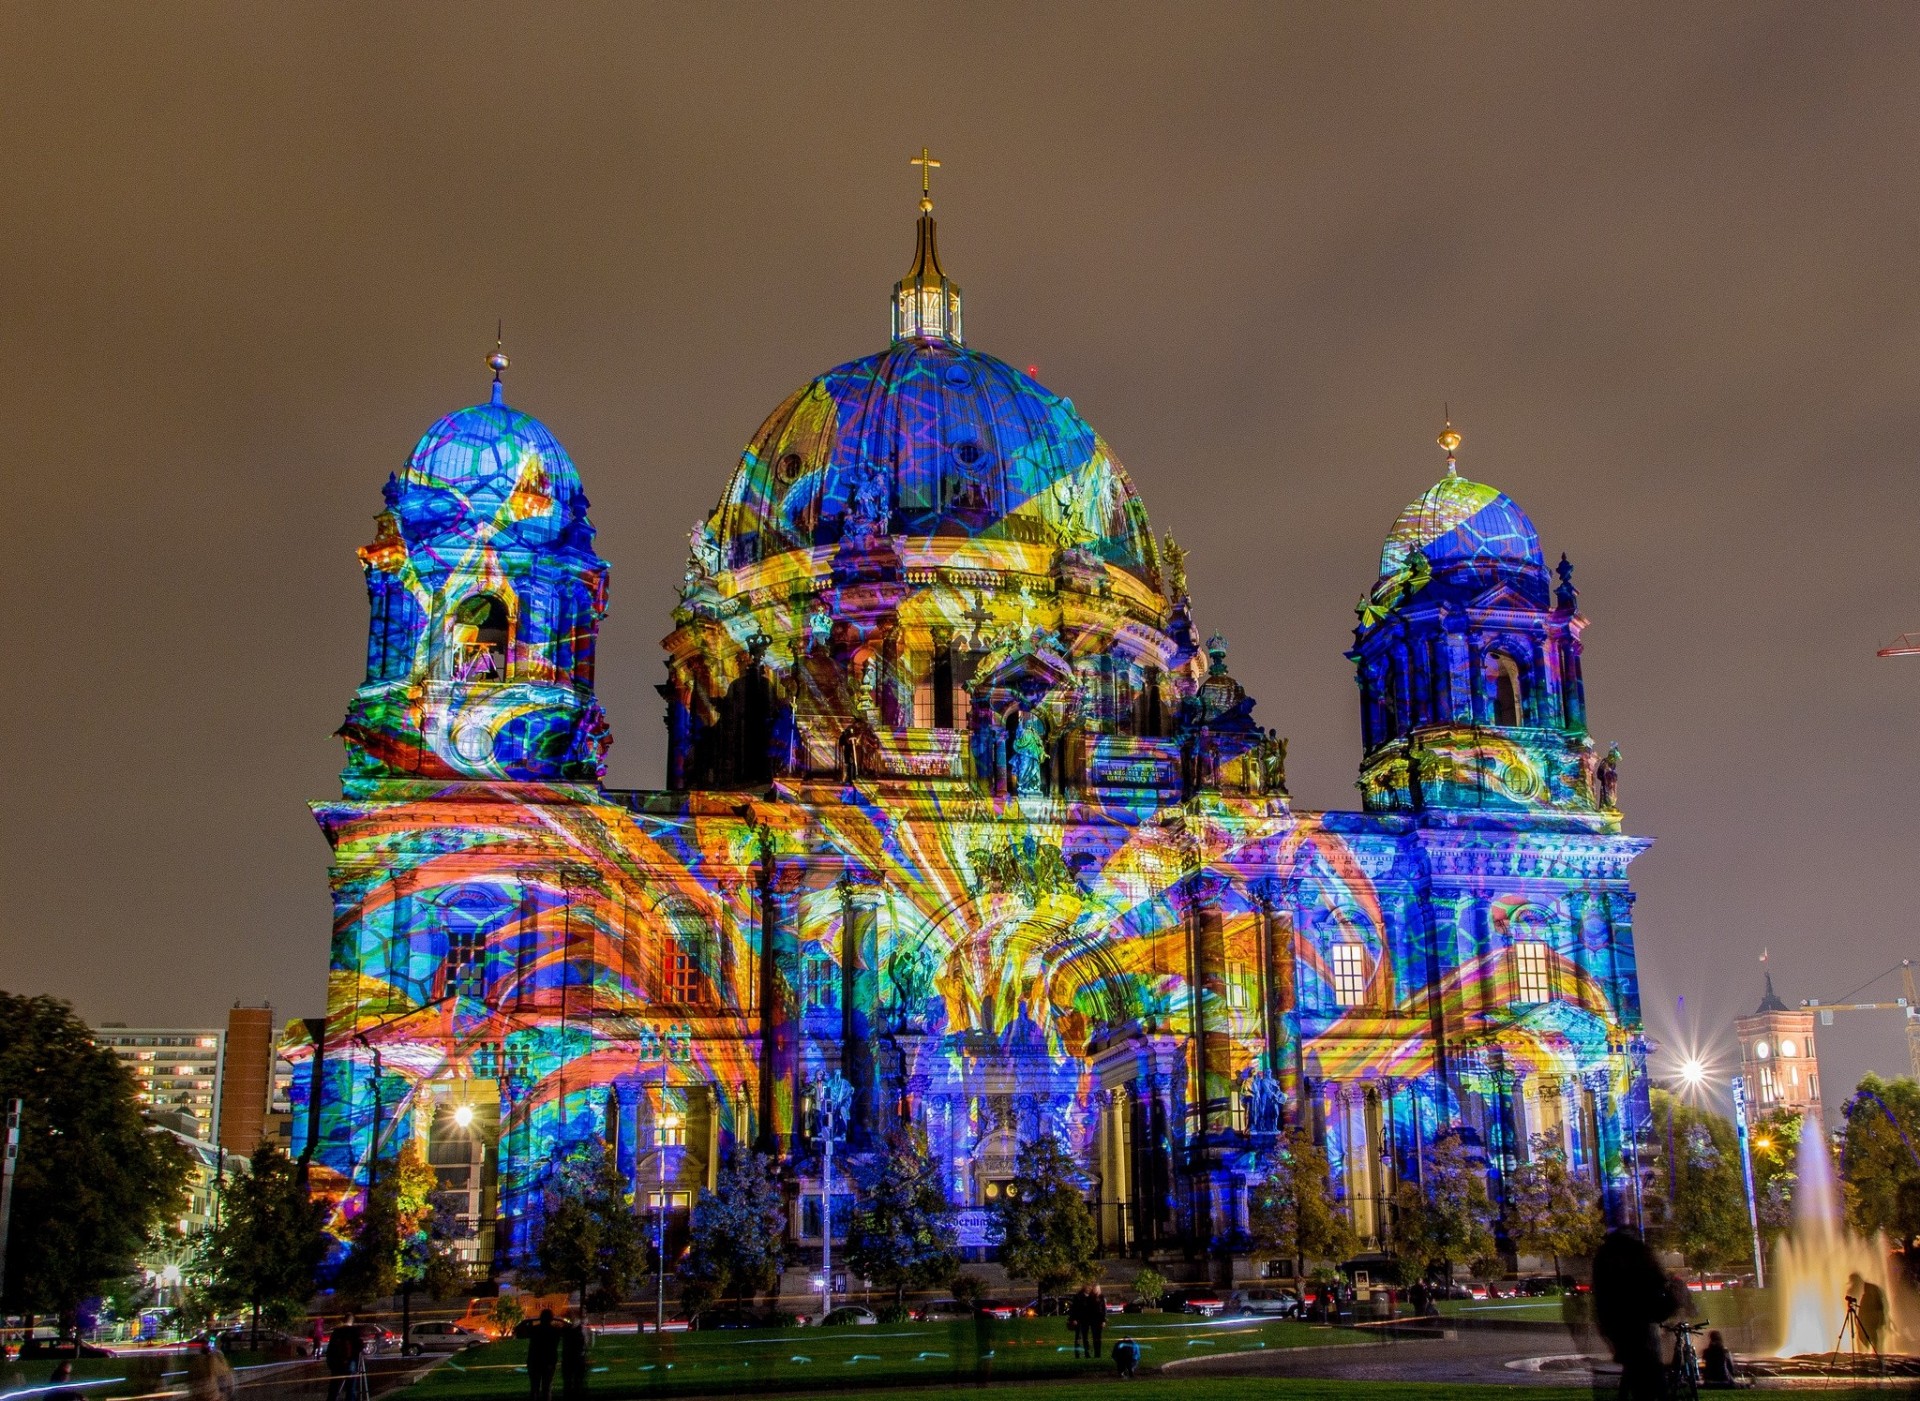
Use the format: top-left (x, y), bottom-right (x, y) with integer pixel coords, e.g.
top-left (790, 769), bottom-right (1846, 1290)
top-left (1663, 1320), bottom-right (1705, 1401)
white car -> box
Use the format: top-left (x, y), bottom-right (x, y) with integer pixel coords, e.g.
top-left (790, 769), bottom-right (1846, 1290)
top-left (405, 1321), bottom-right (486, 1356)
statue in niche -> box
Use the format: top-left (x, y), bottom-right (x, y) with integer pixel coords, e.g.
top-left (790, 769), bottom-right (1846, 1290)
top-left (1260, 729), bottom-right (1289, 796)
top-left (888, 946), bottom-right (935, 1017)
top-left (1010, 710), bottom-right (1047, 795)
top-left (849, 462), bottom-right (889, 529)
top-left (805, 606), bottom-right (833, 652)
top-left (1598, 743), bottom-right (1621, 809)
top-left (1243, 1069), bottom-right (1283, 1137)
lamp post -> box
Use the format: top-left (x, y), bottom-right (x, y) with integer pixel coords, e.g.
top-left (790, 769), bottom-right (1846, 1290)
top-left (1730, 1075), bottom-right (1766, 1287)
top-left (811, 1072), bottom-right (853, 1321)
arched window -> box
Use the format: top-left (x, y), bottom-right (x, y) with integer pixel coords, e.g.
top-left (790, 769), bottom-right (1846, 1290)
top-left (1489, 652), bottom-right (1523, 727)
top-left (451, 595), bottom-right (510, 681)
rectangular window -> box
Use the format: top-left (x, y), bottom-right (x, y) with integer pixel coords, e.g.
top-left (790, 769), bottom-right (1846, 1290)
top-left (1330, 944), bottom-right (1368, 1008)
top-left (803, 955), bottom-right (839, 1011)
top-left (1758, 1064), bottom-right (1778, 1103)
top-left (654, 1113), bottom-right (687, 1148)
top-left (447, 925), bottom-right (485, 996)
top-left (666, 943), bottom-right (703, 1004)
top-left (1513, 941), bottom-right (1552, 1004)
top-left (1226, 965), bottom-right (1251, 1011)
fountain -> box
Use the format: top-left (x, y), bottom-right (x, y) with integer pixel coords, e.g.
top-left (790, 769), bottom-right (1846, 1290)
top-left (1770, 1113), bottom-right (1906, 1359)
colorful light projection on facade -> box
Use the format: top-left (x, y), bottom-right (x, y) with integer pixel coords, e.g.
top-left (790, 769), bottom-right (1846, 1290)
top-left (295, 182), bottom-right (1651, 1270)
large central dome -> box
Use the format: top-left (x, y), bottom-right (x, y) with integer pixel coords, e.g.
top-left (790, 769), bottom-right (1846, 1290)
top-left (709, 339), bottom-right (1157, 582)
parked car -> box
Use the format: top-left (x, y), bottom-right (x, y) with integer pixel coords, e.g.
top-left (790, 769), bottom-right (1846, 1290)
top-left (913, 1299), bottom-right (974, 1321)
top-left (637, 1315), bottom-right (692, 1333)
top-left (1228, 1287), bottom-right (1301, 1318)
top-left (20, 1337), bottom-right (114, 1360)
top-left (1163, 1287), bottom-right (1227, 1317)
top-left (1026, 1295), bottom-right (1077, 1317)
top-left (210, 1328), bottom-right (311, 1357)
top-left (974, 1299), bottom-right (1021, 1321)
top-left (693, 1307), bottom-right (779, 1330)
top-left (405, 1321), bottom-right (485, 1356)
top-left (820, 1306), bottom-right (878, 1327)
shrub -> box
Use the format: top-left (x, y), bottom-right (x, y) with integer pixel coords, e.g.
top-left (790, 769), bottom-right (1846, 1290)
top-left (1131, 1267), bottom-right (1167, 1307)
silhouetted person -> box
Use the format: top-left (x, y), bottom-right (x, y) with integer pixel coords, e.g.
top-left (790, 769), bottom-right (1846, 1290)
top-left (559, 1318), bottom-right (588, 1401)
top-left (46, 1361), bottom-right (83, 1401)
top-left (1112, 1335), bottom-right (1140, 1379)
top-left (325, 1318), bottom-right (365, 1401)
top-left (526, 1309), bottom-right (561, 1401)
top-left (1592, 1228), bottom-right (1676, 1401)
top-left (1087, 1285), bottom-right (1106, 1357)
top-left (972, 1304), bottom-right (994, 1384)
top-left (187, 1337), bottom-right (234, 1401)
top-left (1700, 1330), bottom-right (1737, 1388)
top-left (1846, 1271), bottom-right (1888, 1360)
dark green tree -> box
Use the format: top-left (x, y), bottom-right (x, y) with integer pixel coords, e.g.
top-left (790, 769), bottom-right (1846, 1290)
top-left (679, 1151), bottom-right (788, 1305)
top-left (1249, 1124), bottom-right (1357, 1275)
top-left (202, 1143), bottom-right (328, 1341)
top-left (536, 1147), bottom-right (648, 1312)
top-left (1392, 1129), bottom-right (1496, 1283)
top-left (1644, 1090), bottom-right (1750, 1278)
top-left (842, 1126), bottom-right (957, 1312)
top-left (990, 1136), bottom-right (1098, 1296)
top-left (0, 993), bottom-right (192, 1328)
top-left (1839, 1075), bottom-right (1920, 1242)
top-left (1505, 1135), bottom-right (1602, 1278)
top-left (1749, 1107), bottom-right (1804, 1238)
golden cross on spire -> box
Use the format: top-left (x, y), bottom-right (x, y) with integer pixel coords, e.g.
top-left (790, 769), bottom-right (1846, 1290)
top-left (910, 146), bottom-right (941, 212)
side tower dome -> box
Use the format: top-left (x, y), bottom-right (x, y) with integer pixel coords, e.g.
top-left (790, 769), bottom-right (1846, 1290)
top-left (340, 356), bottom-right (610, 785)
top-left (1349, 421), bottom-right (1612, 821)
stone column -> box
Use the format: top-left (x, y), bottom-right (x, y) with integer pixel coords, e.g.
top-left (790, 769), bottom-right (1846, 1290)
top-left (1188, 873), bottom-right (1234, 1138)
top-left (757, 862), bottom-right (804, 1153)
top-left (839, 878), bottom-right (880, 1141)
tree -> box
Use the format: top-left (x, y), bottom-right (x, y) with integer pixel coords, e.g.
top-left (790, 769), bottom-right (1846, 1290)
top-left (1505, 1135), bottom-right (1602, 1278)
top-left (1749, 1107), bottom-right (1804, 1238)
top-left (536, 1147), bottom-right (647, 1312)
top-left (202, 1143), bottom-right (328, 1340)
top-left (990, 1136), bottom-right (1099, 1296)
top-left (679, 1152), bottom-right (788, 1304)
top-left (842, 1126), bottom-right (957, 1312)
top-left (1643, 1090), bottom-right (1749, 1278)
top-left (1393, 1129), bottom-right (1496, 1282)
top-left (334, 1137), bottom-right (439, 1307)
top-left (1249, 1124), bottom-right (1357, 1275)
top-left (0, 993), bottom-right (193, 1328)
top-left (1839, 1075), bottom-right (1920, 1243)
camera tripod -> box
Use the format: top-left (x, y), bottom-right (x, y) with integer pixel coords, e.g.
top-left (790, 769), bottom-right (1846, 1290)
top-left (1826, 1294), bottom-right (1881, 1378)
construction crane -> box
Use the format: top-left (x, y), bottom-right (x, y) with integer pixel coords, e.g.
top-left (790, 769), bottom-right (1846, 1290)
top-left (1878, 633), bottom-right (1920, 657)
top-left (1803, 960), bottom-right (1920, 1080)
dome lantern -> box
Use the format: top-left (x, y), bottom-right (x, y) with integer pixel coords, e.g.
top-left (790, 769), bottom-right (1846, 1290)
top-left (891, 147), bottom-right (963, 344)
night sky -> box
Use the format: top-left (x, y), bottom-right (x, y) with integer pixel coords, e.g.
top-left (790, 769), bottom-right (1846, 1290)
top-left (4, 4), bottom-right (1916, 1122)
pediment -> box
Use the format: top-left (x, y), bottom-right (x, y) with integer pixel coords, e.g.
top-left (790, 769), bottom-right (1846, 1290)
top-left (1467, 581), bottom-right (1540, 613)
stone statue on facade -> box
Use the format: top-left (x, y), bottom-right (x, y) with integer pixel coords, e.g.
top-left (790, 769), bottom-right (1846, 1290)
top-left (1161, 530), bottom-right (1188, 600)
top-left (1598, 743), bottom-right (1621, 809)
top-left (1010, 710), bottom-right (1047, 795)
top-left (687, 518), bottom-right (722, 580)
top-left (1243, 1068), bottom-right (1283, 1137)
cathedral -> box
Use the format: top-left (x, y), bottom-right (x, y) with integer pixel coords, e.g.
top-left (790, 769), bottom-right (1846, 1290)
top-left (293, 172), bottom-right (1652, 1276)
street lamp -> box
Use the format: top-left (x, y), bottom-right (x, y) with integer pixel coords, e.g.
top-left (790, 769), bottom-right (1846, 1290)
top-left (656, 1107), bottom-right (681, 1334)
top-left (811, 1072), bottom-right (853, 1322)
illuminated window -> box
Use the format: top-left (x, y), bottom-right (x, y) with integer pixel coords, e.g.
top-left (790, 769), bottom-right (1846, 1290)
top-left (441, 895), bottom-right (494, 999)
top-left (1513, 942), bottom-right (1552, 1004)
top-left (1227, 968), bottom-right (1251, 1012)
top-left (662, 901), bottom-right (711, 1005)
top-left (1490, 653), bottom-right (1524, 727)
top-left (1758, 1064), bottom-right (1778, 1103)
top-left (1330, 944), bottom-right (1368, 1008)
top-left (803, 955), bottom-right (838, 1011)
top-left (666, 943), bottom-right (702, 1004)
top-left (654, 1113), bottom-right (686, 1148)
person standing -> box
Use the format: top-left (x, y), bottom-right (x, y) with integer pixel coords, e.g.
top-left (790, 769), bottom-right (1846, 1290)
top-left (1067, 1287), bottom-right (1088, 1358)
top-left (559, 1317), bottom-right (588, 1401)
top-left (1086, 1286), bottom-right (1106, 1358)
top-left (1592, 1228), bottom-right (1677, 1401)
top-left (324, 1318), bottom-right (364, 1401)
top-left (525, 1309), bottom-right (562, 1401)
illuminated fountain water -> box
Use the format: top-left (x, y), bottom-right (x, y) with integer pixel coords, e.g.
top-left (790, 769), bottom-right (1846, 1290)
top-left (1772, 1114), bottom-right (1904, 1357)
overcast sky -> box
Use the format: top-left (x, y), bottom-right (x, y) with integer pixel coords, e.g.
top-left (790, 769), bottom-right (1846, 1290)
top-left (3, 3), bottom-right (1916, 1122)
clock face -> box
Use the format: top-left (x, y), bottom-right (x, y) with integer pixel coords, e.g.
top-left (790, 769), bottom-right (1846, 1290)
top-left (1754, 1040), bottom-right (1770, 1060)
top-left (453, 722), bottom-right (496, 764)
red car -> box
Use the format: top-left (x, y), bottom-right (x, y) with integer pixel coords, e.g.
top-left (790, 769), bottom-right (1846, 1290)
top-left (975, 1299), bottom-right (1021, 1320)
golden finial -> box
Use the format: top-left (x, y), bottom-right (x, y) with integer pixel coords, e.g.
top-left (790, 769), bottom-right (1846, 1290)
top-left (910, 146), bottom-right (941, 214)
top-left (1437, 404), bottom-right (1461, 477)
top-left (487, 321), bottom-right (509, 382)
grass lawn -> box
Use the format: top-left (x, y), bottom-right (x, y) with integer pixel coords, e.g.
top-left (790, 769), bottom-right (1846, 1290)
top-left (403, 1315), bottom-right (1368, 1400)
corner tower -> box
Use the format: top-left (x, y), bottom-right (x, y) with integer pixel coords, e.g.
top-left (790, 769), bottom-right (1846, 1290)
top-left (341, 349), bottom-right (610, 785)
top-left (1349, 421), bottom-right (1609, 819)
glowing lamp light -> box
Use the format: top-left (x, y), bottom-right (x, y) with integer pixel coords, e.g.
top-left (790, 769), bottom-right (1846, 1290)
top-left (1678, 1057), bottom-right (1707, 1089)
top-left (1755, 1136), bottom-right (1772, 1151)
top-left (453, 1104), bottom-right (475, 1128)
